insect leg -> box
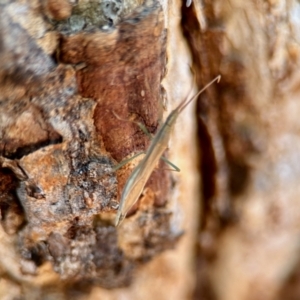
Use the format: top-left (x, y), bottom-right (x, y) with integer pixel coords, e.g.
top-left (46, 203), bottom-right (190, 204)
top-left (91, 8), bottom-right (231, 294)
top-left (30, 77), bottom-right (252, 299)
top-left (112, 151), bottom-right (145, 172)
top-left (160, 156), bottom-right (181, 172)
top-left (112, 110), bottom-right (153, 139)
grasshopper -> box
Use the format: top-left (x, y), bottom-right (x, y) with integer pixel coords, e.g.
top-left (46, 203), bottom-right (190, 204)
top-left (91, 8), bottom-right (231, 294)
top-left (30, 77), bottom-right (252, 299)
top-left (115, 75), bottom-right (221, 226)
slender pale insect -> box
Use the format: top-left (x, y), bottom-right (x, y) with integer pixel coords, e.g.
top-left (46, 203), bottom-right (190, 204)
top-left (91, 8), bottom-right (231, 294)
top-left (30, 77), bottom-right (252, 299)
top-left (115, 75), bottom-right (221, 226)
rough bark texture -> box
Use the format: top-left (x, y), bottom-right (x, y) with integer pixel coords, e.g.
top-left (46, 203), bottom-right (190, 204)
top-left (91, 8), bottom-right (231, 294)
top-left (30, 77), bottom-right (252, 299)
top-left (1, 0), bottom-right (300, 299)
top-left (0, 0), bottom-right (181, 298)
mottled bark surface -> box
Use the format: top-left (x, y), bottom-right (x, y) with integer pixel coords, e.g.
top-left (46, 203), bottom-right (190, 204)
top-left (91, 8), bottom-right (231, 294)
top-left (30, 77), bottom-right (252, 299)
top-left (2, 0), bottom-right (300, 299)
top-left (0, 0), bottom-right (180, 298)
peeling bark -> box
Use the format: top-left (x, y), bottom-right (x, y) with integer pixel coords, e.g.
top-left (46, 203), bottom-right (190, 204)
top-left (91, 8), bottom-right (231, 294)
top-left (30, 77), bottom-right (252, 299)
top-left (2, 0), bottom-right (300, 299)
top-left (0, 0), bottom-right (181, 297)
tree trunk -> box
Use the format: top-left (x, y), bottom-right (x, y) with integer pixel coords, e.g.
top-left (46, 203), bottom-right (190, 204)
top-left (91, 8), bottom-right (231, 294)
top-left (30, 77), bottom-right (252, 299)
top-left (1, 0), bottom-right (300, 299)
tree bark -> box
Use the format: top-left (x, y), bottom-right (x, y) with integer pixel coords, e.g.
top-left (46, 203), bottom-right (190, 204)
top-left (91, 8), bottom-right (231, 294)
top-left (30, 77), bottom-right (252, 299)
top-left (1, 0), bottom-right (300, 299)
top-left (0, 0), bottom-right (188, 298)
top-left (183, 1), bottom-right (300, 300)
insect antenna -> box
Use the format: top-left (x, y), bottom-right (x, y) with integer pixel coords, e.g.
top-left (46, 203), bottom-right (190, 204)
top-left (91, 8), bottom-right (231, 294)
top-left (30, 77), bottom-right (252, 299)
top-left (177, 75), bottom-right (221, 113)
